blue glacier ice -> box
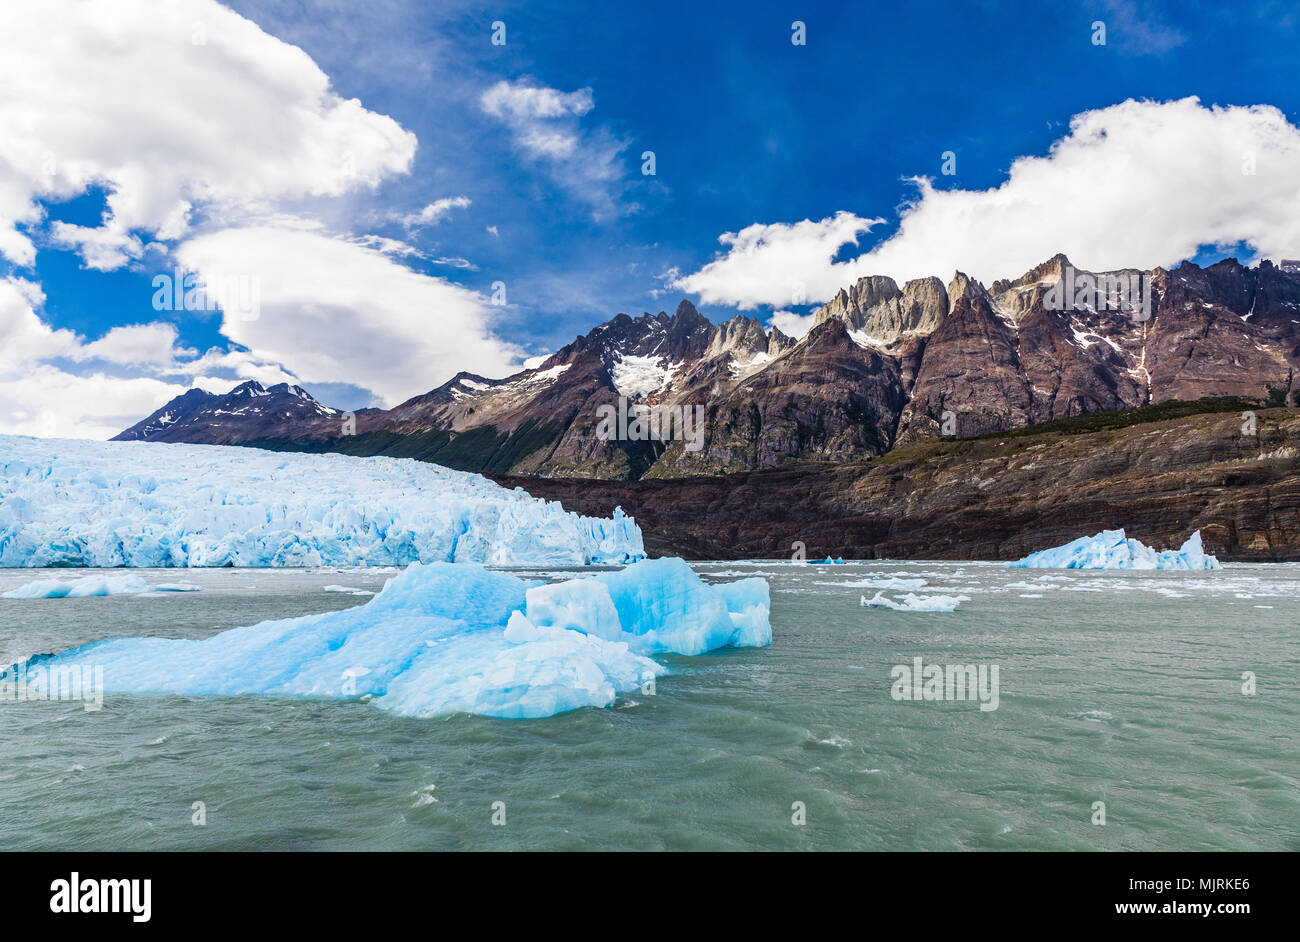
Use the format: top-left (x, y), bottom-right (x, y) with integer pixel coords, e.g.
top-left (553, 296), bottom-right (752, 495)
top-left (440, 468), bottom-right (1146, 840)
top-left (20, 557), bottom-right (771, 719)
top-left (1008, 529), bottom-right (1221, 570)
top-left (0, 435), bottom-right (643, 567)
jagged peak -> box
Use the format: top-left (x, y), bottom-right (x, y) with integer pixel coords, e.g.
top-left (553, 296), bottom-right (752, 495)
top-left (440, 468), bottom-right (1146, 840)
top-left (946, 271), bottom-right (988, 312)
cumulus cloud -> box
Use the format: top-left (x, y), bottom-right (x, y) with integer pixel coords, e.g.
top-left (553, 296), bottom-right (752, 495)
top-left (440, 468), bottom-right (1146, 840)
top-left (675, 212), bottom-right (883, 310)
top-left (0, 279), bottom-right (80, 370)
top-left (0, 279), bottom-right (199, 438)
top-left (72, 323), bottom-right (197, 368)
top-left (0, 0), bottom-right (417, 269)
top-left (481, 79), bottom-right (629, 218)
top-left (176, 225), bottom-right (525, 406)
top-left (675, 98), bottom-right (1300, 309)
top-left (768, 310), bottom-right (817, 340)
top-left (0, 0), bottom-right (532, 436)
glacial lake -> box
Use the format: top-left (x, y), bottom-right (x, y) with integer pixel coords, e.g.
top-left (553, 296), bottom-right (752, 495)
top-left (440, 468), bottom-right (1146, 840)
top-left (1, 561), bottom-right (1296, 851)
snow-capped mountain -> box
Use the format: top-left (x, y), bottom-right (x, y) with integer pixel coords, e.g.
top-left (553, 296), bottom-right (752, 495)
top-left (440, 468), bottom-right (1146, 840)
top-left (115, 380), bottom-right (345, 445)
top-left (115, 256), bottom-right (1300, 479)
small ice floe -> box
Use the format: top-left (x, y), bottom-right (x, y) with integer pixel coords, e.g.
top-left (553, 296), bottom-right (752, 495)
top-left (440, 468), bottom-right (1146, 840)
top-left (3, 574), bottom-right (151, 599)
top-left (861, 591), bottom-right (969, 612)
top-left (150, 582), bottom-right (201, 593)
top-left (322, 585), bottom-right (376, 597)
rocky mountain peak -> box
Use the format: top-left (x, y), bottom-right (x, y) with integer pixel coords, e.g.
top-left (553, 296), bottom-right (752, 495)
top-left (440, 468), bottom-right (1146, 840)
top-left (945, 271), bottom-right (988, 314)
top-left (705, 313), bottom-right (768, 360)
top-left (814, 272), bottom-right (948, 345)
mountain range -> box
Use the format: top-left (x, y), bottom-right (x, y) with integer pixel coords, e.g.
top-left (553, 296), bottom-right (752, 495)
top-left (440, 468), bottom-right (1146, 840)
top-left (115, 254), bottom-right (1300, 480)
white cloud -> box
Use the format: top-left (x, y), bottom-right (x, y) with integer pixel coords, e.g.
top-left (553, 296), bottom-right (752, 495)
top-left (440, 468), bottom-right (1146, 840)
top-left (1096, 0), bottom-right (1186, 55)
top-left (481, 79), bottom-right (629, 218)
top-left (176, 225), bottom-right (525, 406)
top-left (72, 323), bottom-right (197, 368)
top-left (768, 310), bottom-right (817, 340)
top-left (674, 212), bottom-right (883, 310)
top-left (481, 82), bottom-right (594, 121)
top-left (398, 196), bottom-right (471, 229)
top-left (0, 278), bottom-right (196, 438)
top-left (0, 0), bottom-right (532, 437)
top-left (0, 0), bottom-right (417, 269)
top-left (675, 98), bottom-right (1300, 308)
top-left (0, 279), bottom-right (79, 371)
top-left (0, 364), bottom-right (194, 440)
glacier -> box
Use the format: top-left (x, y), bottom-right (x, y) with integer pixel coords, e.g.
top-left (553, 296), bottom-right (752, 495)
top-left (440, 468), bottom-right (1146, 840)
top-left (15, 557), bottom-right (772, 719)
top-left (0, 435), bottom-right (644, 567)
top-left (1008, 529), bottom-right (1222, 571)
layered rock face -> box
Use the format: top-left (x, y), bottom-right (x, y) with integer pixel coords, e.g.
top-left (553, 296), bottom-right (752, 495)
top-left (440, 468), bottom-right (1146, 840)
top-left (495, 409), bottom-right (1300, 562)
top-left (118, 256), bottom-right (1300, 480)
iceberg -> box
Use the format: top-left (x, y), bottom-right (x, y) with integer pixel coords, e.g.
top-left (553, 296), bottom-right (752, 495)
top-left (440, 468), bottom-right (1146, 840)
top-left (861, 591), bottom-right (968, 612)
top-left (2, 574), bottom-right (151, 599)
top-left (1008, 529), bottom-right (1222, 571)
top-left (0, 435), bottom-right (644, 567)
top-left (14, 557), bottom-right (771, 719)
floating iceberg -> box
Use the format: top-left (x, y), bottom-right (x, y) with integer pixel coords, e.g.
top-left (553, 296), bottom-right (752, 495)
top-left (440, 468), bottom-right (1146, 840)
top-left (0, 435), bottom-right (644, 567)
top-left (18, 557), bottom-right (771, 719)
top-left (861, 591), bottom-right (968, 612)
top-left (322, 585), bottom-right (374, 596)
top-left (2, 574), bottom-right (151, 599)
top-left (1008, 529), bottom-right (1221, 571)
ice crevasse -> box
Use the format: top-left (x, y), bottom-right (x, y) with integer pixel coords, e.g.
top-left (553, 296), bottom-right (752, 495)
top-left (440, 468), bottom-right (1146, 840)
top-left (20, 558), bottom-right (772, 719)
top-left (0, 435), bottom-right (644, 567)
top-left (1008, 529), bottom-right (1221, 570)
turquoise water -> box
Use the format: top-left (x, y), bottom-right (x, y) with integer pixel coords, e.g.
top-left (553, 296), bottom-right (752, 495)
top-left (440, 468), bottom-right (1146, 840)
top-left (1, 562), bottom-right (1296, 850)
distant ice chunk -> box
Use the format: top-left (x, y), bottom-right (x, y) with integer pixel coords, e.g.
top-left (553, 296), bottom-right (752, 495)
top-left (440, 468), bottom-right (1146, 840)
top-left (0, 435), bottom-right (644, 567)
top-left (3, 574), bottom-right (150, 599)
top-left (28, 558), bottom-right (771, 719)
top-left (861, 591), bottom-right (968, 612)
top-left (1008, 529), bottom-right (1221, 571)
top-left (322, 585), bottom-right (374, 596)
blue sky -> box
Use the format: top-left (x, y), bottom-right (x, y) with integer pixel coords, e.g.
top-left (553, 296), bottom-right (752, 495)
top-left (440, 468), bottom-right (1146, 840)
top-left (2, 0), bottom-right (1300, 436)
